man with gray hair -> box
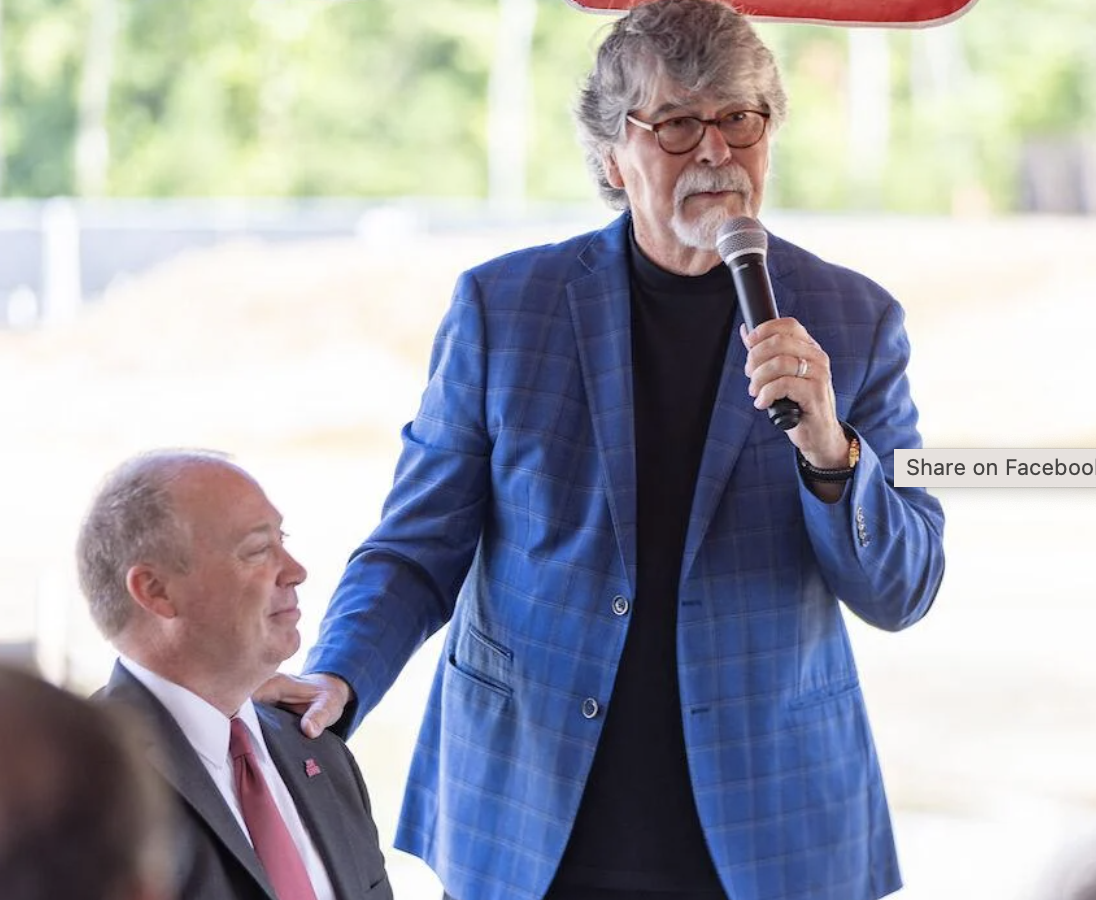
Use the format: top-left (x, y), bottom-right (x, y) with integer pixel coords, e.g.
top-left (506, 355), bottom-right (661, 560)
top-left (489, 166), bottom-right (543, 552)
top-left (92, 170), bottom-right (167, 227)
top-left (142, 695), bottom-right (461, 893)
top-left (80, 450), bottom-right (392, 900)
top-left (261, 2), bottom-right (944, 899)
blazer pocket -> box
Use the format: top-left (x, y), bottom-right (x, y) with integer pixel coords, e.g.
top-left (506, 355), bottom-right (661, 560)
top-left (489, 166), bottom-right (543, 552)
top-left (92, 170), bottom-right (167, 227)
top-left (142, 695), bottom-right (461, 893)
top-left (787, 676), bottom-right (861, 711)
top-left (448, 624), bottom-right (513, 699)
top-left (362, 872), bottom-right (393, 898)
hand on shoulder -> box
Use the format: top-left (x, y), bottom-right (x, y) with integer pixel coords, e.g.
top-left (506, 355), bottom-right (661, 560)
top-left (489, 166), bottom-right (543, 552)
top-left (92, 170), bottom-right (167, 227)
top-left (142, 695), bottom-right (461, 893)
top-left (253, 672), bottom-right (352, 739)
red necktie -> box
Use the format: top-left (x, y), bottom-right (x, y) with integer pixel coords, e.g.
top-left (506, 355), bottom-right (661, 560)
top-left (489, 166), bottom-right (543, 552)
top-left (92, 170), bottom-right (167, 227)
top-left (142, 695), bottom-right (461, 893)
top-left (229, 717), bottom-right (319, 900)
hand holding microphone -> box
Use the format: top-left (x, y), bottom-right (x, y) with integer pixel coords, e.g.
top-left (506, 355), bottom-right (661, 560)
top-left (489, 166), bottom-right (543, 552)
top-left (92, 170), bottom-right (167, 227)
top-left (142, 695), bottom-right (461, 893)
top-left (716, 216), bottom-right (801, 431)
top-left (716, 216), bottom-right (853, 476)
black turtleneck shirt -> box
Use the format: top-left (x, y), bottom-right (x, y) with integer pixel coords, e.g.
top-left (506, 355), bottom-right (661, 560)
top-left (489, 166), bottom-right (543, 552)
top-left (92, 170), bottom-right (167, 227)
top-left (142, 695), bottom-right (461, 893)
top-left (550, 230), bottom-right (737, 897)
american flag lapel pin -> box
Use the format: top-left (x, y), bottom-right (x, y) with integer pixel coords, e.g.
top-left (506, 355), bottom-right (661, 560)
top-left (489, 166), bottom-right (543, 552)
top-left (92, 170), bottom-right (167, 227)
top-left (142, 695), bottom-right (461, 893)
top-left (304, 758), bottom-right (322, 778)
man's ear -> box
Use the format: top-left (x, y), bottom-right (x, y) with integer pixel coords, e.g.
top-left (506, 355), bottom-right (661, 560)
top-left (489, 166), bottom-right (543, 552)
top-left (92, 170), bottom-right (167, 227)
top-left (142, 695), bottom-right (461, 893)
top-left (603, 148), bottom-right (624, 190)
top-left (125, 564), bottom-right (178, 620)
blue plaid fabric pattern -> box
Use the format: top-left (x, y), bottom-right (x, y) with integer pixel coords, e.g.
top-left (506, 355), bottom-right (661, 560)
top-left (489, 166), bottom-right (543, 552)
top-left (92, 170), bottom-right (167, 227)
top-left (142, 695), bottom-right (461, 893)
top-left (307, 213), bottom-right (945, 900)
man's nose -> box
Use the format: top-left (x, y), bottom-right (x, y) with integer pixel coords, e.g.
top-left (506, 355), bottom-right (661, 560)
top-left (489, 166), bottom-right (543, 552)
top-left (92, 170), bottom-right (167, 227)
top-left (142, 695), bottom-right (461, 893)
top-left (278, 547), bottom-right (308, 587)
top-left (694, 121), bottom-right (733, 165)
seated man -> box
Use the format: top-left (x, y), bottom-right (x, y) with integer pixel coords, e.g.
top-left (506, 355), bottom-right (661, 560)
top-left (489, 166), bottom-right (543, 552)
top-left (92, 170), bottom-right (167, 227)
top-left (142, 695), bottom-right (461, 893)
top-left (79, 450), bottom-right (393, 900)
top-left (0, 662), bottom-right (173, 900)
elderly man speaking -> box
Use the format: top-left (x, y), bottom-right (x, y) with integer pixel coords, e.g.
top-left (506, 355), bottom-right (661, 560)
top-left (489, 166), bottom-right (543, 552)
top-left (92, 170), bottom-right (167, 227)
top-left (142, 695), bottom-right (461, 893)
top-left (262, 2), bottom-right (945, 899)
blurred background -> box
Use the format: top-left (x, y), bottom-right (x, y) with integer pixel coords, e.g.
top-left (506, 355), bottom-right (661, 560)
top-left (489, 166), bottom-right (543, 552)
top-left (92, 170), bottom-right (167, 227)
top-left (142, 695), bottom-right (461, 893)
top-left (2, 0), bottom-right (1095, 897)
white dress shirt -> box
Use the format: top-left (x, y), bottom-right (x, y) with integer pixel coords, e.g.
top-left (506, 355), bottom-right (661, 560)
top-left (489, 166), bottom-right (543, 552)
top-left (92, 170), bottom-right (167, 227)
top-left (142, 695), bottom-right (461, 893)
top-left (119, 657), bottom-right (336, 900)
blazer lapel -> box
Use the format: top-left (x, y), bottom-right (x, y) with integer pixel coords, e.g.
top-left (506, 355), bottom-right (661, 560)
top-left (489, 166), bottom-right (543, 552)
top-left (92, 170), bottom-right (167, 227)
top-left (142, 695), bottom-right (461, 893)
top-left (101, 663), bottom-right (277, 900)
top-left (680, 225), bottom-right (803, 580)
top-left (680, 323), bottom-right (760, 580)
top-left (567, 216), bottom-right (638, 594)
top-left (258, 707), bottom-right (363, 900)
top-left (764, 229), bottom-right (803, 325)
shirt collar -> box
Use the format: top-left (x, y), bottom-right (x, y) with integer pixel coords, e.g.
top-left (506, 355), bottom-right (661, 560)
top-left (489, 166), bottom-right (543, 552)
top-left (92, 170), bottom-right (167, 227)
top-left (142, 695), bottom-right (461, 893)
top-left (118, 656), bottom-right (270, 770)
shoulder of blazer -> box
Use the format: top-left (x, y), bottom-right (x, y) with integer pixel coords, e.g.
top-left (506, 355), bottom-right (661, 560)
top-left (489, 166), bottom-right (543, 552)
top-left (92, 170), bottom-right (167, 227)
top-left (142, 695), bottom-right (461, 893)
top-left (462, 212), bottom-right (631, 283)
top-left (766, 229), bottom-right (901, 316)
top-left (254, 703), bottom-right (358, 774)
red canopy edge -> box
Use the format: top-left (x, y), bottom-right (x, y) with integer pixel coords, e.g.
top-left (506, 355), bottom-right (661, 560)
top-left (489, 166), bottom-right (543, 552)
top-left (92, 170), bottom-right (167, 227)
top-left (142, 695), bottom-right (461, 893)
top-left (559, 0), bottom-right (981, 27)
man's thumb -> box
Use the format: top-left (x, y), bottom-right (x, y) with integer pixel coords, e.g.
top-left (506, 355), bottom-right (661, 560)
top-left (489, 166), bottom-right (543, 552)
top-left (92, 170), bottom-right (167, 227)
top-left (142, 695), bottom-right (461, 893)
top-left (301, 708), bottom-right (326, 739)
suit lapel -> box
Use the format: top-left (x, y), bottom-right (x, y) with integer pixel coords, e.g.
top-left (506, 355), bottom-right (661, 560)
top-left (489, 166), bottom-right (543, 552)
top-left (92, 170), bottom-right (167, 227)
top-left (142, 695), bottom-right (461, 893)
top-left (102, 663), bottom-right (277, 900)
top-left (680, 324), bottom-right (760, 581)
top-left (567, 216), bottom-right (638, 594)
top-left (258, 707), bottom-right (363, 900)
top-left (680, 226), bottom-right (803, 580)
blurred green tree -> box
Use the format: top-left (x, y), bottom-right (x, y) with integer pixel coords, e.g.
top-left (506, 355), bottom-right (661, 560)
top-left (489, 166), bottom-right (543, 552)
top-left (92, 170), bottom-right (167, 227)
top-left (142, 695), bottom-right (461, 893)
top-left (1, 0), bottom-right (86, 197)
top-left (0, 0), bottom-right (1093, 212)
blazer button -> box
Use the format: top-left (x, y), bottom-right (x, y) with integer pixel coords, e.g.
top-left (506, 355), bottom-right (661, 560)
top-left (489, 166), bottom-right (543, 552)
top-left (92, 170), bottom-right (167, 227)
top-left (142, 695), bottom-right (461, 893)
top-left (581, 697), bottom-right (600, 719)
top-left (611, 595), bottom-right (630, 616)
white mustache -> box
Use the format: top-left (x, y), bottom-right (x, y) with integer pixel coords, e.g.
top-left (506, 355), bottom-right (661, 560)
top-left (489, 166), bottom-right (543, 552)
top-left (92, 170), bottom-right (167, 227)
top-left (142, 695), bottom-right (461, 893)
top-left (673, 167), bottom-right (752, 206)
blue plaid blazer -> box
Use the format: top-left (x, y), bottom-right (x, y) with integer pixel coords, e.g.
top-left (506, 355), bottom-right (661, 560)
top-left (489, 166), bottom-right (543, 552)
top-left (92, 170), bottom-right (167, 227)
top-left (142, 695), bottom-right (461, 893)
top-left (308, 213), bottom-right (945, 900)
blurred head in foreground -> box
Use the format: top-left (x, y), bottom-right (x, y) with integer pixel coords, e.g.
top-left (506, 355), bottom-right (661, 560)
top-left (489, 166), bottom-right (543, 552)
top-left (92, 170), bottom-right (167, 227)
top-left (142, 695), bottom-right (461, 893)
top-left (0, 663), bottom-right (173, 900)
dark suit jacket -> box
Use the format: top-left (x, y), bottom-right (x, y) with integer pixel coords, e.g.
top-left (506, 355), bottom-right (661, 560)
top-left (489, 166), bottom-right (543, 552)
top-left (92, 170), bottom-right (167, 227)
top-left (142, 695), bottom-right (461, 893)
top-left (97, 662), bottom-right (393, 900)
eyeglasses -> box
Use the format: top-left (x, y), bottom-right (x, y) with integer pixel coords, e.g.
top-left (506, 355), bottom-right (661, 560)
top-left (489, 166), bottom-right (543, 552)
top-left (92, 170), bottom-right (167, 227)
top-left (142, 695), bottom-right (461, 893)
top-left (625, 110), bottom-right (770, 155)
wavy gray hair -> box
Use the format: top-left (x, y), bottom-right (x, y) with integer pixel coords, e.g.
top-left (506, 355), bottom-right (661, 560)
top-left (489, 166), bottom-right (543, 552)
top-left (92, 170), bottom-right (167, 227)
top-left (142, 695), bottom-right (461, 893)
top-left (575, 0), bottom-right (788, 209)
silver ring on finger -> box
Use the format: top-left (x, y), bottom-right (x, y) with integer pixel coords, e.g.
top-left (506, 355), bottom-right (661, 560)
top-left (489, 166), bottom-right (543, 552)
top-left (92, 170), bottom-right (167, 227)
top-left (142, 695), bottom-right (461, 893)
top-left (795, 357), bottom-right (809, 378)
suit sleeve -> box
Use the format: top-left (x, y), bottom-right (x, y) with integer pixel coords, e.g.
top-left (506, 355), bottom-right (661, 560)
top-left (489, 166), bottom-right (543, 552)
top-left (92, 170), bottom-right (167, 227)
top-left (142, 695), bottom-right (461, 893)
top-left (801, 299), bottom-right (945, 631)
top-left (305, 271), bottom-right (492, 733)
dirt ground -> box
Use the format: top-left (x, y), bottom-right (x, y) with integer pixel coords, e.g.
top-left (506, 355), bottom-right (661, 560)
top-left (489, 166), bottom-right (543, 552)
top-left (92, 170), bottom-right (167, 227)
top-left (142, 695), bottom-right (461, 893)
top-left (3, 212), bottom-right (1096, 899)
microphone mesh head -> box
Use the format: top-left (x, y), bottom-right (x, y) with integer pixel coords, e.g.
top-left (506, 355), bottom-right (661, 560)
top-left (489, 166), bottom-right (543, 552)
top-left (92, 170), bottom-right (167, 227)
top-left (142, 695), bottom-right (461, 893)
top-left (716, 216), bottom-right (768, 263)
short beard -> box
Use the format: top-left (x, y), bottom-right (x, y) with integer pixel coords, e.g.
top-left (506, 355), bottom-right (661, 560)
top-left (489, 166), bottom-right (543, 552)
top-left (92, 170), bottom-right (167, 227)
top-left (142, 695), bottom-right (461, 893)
top-left (670, 166), bottom-right (755, 250)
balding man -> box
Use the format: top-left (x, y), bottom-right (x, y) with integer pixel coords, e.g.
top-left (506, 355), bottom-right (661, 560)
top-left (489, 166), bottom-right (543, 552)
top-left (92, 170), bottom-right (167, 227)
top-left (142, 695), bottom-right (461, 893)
top-left (80, 450), bottom-right (392, 900)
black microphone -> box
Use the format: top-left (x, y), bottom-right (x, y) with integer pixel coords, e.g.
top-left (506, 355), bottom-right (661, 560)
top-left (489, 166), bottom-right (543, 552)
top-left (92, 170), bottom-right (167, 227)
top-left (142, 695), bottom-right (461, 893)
top-left (716, 216), bottom-right (802, 431)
